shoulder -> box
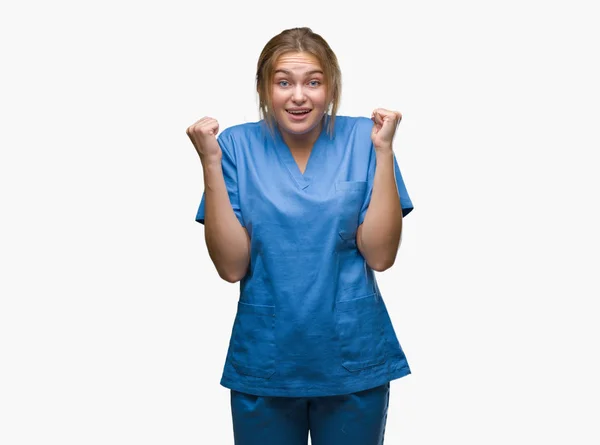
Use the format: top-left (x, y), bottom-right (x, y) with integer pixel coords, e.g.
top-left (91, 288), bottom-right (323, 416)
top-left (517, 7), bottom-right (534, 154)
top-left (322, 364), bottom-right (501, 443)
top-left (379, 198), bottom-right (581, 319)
top-left (332, 116), bottom-right (375, 169)
top-left (219, 121), bottom-right (264, 141)
top-left (334, 115), bottom-right (374, 151)
top-left (333, 115), bottom-right (373, 138)
top-left (217, 121), bottom-right (265, 159)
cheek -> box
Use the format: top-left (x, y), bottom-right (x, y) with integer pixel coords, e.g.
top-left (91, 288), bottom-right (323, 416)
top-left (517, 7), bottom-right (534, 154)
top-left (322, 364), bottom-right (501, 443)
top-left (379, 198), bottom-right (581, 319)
top-left (271, 94), bottom-right (287, 113)
top-left (311, 91), bottom-right (327, 108)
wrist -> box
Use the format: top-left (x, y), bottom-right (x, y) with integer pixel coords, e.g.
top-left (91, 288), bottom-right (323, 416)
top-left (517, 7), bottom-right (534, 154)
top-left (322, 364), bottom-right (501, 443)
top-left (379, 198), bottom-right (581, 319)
top-left (200, 153), bottom-right (222, 168)
top-left (374, 148), bottom-right (394, 160)
top-left (374, 142), bottom-right (393, 153)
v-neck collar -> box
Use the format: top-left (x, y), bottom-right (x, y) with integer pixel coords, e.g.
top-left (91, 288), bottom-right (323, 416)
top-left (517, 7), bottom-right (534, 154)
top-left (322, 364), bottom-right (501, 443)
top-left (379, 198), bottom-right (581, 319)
top-left (271, 117), bottom-right (331, 190)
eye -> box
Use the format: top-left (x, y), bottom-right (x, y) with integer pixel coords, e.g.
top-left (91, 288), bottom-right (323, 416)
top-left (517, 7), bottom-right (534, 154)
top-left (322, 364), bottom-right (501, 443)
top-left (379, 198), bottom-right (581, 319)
top-left (278, 80), bottom-right (289, 87)
top-left (308, 80), bottom-right (321, 87)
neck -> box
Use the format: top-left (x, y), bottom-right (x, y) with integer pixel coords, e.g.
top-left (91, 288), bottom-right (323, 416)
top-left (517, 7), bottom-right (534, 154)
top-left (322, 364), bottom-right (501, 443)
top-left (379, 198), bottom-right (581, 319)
top-left (280, 117), bottom-right (324, 151)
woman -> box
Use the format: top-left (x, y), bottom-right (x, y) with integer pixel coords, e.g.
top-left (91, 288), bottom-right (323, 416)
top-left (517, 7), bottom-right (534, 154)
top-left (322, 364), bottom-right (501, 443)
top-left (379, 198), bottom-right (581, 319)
top-left (187, 27), bottom-right (413, 445)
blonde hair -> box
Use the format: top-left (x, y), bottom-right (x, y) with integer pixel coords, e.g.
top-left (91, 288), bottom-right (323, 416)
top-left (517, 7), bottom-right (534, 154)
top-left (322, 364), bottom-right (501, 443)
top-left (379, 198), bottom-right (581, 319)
top-left (256, 27), bottom-right (341, 137)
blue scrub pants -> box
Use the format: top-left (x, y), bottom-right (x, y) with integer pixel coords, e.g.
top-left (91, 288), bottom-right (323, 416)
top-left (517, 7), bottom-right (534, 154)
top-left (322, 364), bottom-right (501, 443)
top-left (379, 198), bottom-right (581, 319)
top-left (230, 382), bottom-right (390, 445)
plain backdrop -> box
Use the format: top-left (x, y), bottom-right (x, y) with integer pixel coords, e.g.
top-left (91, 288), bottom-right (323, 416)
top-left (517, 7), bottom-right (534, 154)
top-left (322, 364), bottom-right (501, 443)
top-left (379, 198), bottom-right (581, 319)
top-left (1, 0), bottom-right (599, 443)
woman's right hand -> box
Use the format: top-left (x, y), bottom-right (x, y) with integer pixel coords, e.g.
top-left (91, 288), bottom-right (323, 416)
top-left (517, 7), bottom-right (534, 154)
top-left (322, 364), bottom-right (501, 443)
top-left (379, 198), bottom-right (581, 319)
top-left (186, 117), bottom-right (222, 160)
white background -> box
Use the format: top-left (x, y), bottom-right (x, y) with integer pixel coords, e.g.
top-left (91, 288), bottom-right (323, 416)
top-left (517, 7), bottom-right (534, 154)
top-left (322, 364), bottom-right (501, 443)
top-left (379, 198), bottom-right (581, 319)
top-left (1, 0), bottom-right (599, 443)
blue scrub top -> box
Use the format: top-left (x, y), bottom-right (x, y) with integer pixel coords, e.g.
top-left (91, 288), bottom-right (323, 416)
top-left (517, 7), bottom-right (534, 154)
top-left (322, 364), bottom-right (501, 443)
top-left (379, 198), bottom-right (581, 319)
top-left (196, 115), bottom-right (414, 397)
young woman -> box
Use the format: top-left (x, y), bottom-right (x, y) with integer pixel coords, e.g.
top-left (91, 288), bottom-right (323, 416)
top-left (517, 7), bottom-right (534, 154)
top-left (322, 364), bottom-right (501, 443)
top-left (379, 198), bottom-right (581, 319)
top-left (187, 27), bottom-right (414, 445)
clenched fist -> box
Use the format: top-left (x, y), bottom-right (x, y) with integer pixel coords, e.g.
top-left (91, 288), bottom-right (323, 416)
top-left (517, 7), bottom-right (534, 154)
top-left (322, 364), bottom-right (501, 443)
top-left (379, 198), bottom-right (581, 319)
top-left (186, 117), bottom-right (222, 160)
top-left (371, 108), bottom-right (402, 151)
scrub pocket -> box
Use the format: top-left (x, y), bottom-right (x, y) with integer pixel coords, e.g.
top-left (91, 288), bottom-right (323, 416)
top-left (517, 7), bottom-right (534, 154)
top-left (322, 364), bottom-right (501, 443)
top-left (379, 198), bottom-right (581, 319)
top-left (231, 301), bottom-right (276, 378)
top-left (335, 293), bottom-right (387, 372)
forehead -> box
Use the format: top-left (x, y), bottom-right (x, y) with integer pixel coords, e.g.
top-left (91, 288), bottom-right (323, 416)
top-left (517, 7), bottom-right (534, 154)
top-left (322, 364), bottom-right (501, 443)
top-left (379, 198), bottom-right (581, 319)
top-left (273, 52), bottom-right (322, 72)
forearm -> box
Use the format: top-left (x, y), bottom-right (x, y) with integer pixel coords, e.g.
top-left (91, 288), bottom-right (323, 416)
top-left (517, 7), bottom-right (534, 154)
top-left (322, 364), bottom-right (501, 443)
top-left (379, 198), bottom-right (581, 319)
top-left (202, 156), bottom-right (250, 282)
top-left (356, 150), bottom-right (403, 272)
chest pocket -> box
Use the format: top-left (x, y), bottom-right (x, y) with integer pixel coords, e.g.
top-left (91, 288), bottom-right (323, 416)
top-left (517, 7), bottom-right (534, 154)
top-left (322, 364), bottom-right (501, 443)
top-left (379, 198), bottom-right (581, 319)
top-left (335, 181), bottom-right (367, 234)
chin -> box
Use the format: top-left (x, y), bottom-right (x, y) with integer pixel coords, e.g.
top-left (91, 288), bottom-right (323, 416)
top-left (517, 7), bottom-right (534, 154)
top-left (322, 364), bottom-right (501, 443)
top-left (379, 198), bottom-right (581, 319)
top-left (285, 124), bottom-right (314, 135)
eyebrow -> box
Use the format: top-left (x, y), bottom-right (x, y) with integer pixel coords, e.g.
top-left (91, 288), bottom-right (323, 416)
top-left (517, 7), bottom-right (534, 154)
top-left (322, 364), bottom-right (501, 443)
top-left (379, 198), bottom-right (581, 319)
top-left (274, 69), bottom-right (324, 76)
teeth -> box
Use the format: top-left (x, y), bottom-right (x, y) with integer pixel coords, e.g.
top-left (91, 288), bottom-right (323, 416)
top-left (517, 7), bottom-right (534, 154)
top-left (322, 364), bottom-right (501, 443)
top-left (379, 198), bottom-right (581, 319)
top-left (288, 110), bottom-right (310, 114)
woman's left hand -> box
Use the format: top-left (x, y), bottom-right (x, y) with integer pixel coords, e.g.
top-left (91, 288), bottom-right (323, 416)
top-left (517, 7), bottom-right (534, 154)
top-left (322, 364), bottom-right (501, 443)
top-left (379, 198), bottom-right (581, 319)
top-left (371, 108), bottom-right (402, 151)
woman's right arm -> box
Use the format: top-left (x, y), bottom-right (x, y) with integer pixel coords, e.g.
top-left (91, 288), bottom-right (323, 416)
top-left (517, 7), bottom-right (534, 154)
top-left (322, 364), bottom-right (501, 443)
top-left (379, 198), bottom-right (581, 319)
top-left (201, 156), bottom-right (250, 282)
top-left (187, 117), bottom-right (250, 283)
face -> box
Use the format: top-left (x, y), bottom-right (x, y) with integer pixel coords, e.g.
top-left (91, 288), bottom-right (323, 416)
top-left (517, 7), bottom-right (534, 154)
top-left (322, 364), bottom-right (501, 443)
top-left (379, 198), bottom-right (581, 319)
top-left (271, 52), bottom-right (328, 140)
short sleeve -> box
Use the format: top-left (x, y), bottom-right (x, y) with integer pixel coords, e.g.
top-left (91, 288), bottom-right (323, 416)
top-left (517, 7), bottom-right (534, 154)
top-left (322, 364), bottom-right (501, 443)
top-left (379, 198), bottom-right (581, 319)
top-left (358, 147), bottom-right (414, 226)
top-left (195, 131), bottom-right (245, 226)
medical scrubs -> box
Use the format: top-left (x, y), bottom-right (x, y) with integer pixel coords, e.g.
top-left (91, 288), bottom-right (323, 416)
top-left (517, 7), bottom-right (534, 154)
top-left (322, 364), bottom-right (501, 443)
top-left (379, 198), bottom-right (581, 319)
top-left (230, 382), bottom-right (390, 445)
top-left (195, 115), bottom-right (413, 398)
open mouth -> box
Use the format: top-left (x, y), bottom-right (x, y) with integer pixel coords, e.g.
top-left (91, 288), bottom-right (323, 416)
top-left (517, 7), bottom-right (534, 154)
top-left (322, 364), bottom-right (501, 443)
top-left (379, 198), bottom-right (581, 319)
top-left (286, 109), bottom-right (312, 115)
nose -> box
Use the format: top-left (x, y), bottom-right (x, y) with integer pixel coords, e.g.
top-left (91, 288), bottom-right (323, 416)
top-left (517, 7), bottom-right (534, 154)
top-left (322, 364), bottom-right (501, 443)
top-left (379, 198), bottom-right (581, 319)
top-left (291, 85), bottom-right (306, 103)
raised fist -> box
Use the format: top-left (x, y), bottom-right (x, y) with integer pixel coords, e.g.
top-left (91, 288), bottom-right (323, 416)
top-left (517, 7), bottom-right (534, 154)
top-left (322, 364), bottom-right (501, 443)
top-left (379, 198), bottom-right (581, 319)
top-left (371, 108), bottom-right (402, 150)
top-left (186, 117), bottom-right (222, 159)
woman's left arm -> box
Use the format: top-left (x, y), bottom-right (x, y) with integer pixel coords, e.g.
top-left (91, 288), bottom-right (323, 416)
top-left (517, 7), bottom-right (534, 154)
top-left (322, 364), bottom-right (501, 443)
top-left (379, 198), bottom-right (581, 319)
top-left (356, 108), bottom-right (403, 272)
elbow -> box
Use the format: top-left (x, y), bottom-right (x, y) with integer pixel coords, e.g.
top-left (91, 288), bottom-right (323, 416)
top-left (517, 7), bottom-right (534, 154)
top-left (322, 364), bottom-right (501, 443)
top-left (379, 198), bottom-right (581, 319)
top-left (217, 267), bottom-right (246, 283)
top-left (359, 229), bottom-right (402, 273)
top-left (370, 238), bottom-right (402, 272)
top-left (207, 246), bottom-right (250, 283)
top-left (219, 273), bottom-right (241, 283)
top-left (370, 260), bottom-right (394, 272)
top-left (360, 246), bottom-right (397, 272)
top-left (368, 255), bottom-right (396, 272)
